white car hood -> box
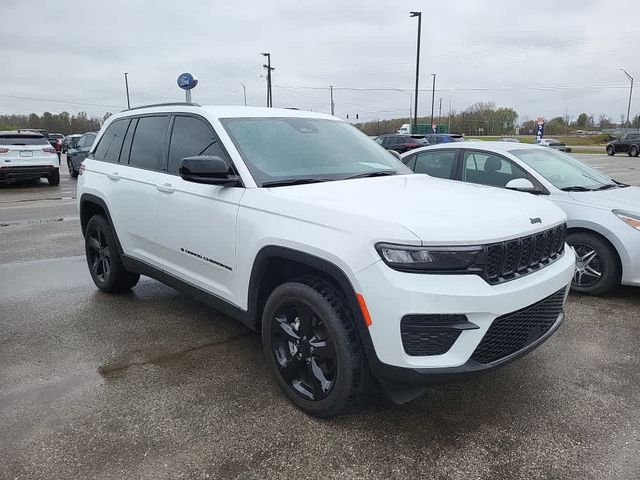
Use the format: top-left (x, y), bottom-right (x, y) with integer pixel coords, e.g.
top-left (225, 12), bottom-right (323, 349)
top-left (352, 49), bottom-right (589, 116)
top-left (266, 175), bottom-right (566, 245)
top-left (569, 186), bottom-right (640, 213)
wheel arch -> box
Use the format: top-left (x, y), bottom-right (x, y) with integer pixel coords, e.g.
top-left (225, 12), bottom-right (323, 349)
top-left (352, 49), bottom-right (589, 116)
top-left (247, 246), bottom-right (375, 351)
top-left (566, 226), bottom-right (622, 277)
top-left (79, 194), bottom-right (124, 255)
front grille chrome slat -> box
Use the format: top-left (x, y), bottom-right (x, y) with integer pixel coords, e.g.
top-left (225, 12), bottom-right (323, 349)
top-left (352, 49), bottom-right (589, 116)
top-left (485, 224), bottom-right (566, 285)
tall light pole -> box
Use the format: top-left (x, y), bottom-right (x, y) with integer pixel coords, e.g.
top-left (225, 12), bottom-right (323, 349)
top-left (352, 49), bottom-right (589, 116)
top-left (430, 73), bottom-right (437, 130)
top-left (330, 85), bottom-right (335, 115)
top-left (124, 72), bottom-right (130, 109)
top-left (241, 82), bottom-right (247, 106)
top-left (410, 12), bottom-right (421, 132)
top-left (621, 68), bottom-right (634, 128)
top-left (262, 53), bottom-right (274, 107)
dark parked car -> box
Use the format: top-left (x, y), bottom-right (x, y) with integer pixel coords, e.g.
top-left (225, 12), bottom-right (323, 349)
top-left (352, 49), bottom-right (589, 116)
top-left (66, 132), bottom-right (97, 177)
top-left (373, 134), bottom-right (429, 153)
top-left (62, 134), bottom-right (82, 153)
top-left (422, 133), bottom-right (465, 144)
top-left (606, 132), bottom-right (640, 157)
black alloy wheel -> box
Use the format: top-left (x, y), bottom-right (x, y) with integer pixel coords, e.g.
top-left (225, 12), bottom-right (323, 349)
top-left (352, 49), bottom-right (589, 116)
top-left (606, 145), bottom-right (615, 156)
top-left (261, 279), bottom-right (371, 417)
top-left (87, 225), bottom-right (112, 285)
top-left (270, 300), bottom-right (337, 401)
top-left (84, 215), bottom-right (140, 292)
top-left (629, 145), bottom-right (639, 157)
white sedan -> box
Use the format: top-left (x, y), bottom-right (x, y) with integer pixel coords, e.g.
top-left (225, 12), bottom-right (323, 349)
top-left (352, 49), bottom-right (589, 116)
top-left (401, 141), bottom-right (640, 295)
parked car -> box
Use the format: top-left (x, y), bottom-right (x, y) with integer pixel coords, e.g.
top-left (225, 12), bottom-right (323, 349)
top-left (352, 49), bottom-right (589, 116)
top-left (533, 138), bottom-right (569, 152)
top-left (423, 133), bottom-right (465, 144)
top-left (66, 132), bottom-right (97, 177)
top-left (62, 134), bottom-right (83, 153)
top-left (77, 104), bottom-right (574, 416)
top-left (606, 132), bottom-right (640, 157)
top-left (401, 141), bottom-right (640, 294)
top-left (373, 134), bottom-right (429, 153)
top-left (0, 130), bottom-right (60, 185)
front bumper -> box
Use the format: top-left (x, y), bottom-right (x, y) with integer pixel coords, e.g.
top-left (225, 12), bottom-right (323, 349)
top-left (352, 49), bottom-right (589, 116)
top-left (355, 247), bottom-right (575, 382)
top-left (607, 225), bottom-right (640, 287)
top-left (0, 165), bottom-right (58, 182)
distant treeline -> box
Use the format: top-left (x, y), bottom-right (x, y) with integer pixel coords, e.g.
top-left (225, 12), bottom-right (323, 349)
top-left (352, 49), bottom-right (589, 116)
top-left (0, 111), bottom-right (111, 135)
top-left (355, 102), bottom-right (640, 136)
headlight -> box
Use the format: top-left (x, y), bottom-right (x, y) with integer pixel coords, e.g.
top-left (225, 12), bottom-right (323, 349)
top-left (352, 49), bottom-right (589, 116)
top-left (613, 209), bottom-right (640, 230)
top-left (375, 243), bottom-right (483, 272)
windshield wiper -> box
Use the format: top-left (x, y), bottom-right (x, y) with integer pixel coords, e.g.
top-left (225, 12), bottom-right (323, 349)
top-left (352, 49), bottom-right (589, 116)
top-left (593, 184), bottom-right (619, 191)
top-left (560, 186), bottom-right (595, 192)
top-left (261, 178), bottom-right (329, 188)
top-left (344, 170), bottom-right (397, 180)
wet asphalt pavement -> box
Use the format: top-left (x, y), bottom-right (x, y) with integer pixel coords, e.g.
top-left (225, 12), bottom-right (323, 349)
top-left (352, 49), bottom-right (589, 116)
top-left (1, 154), bottom-right (639, 479)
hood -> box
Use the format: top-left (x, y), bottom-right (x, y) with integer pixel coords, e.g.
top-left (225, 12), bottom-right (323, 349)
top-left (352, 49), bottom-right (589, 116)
top-left (569, 186), bottom-right (640, 213)
top-left (266, 175), bottom-right (566, 245)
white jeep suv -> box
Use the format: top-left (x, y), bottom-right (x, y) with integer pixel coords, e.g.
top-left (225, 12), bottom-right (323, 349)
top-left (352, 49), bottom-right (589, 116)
top-left (78, 104), bottom-right (575, 416)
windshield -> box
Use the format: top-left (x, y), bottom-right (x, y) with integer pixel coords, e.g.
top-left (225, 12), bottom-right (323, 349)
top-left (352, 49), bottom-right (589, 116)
top-left (221, 117), bottom-right (410, 186)
top-left (510, 148), bottom-right (613, 190)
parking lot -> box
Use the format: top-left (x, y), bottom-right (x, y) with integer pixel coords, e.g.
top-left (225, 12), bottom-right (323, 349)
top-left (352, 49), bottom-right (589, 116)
top-left (1, 153), bottom-right (638, 479)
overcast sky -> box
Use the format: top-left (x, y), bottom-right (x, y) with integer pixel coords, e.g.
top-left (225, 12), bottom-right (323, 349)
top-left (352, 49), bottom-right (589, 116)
top-left (2, 0), bottom-right (639, 124)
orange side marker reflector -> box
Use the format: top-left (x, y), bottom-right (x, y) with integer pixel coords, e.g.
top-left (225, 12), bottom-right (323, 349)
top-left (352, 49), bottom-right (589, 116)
top-left (356, 293), bottom-right (373, 327)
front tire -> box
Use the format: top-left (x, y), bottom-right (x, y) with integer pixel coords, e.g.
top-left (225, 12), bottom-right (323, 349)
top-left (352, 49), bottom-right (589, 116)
top-left (568, 232), bottom-right (620, 295)
top-left (85, 215), bottom-right (140, 293)
top-left (48, 168), bottom-right (60, 186)
top-left (606, 145), bottom-right (615, 156)
top-left (629, 145), bottom-right (639, 157)
top-left (261, 279), bottom-right (371, 417)
top-left (68, 159), bottom-right (78, 178)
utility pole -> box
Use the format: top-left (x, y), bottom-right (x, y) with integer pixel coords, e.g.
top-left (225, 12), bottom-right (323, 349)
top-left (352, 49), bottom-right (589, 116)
top-left (330, 85), bottom-right (335, 115)
top-left (438, 97), bottom-right (442, 124)
top-left (124, 72), bottom-right (130, 109)
top-left (621, 68), bottom-right (634, 128)
top-left (262, 53), bottom-right (274, 107)
top-left (241, 82), bottom-right (247, 106)
top-left (410, 12), bottom-right (422, 132)
top-left (430, 73), bottom-right (437, 129)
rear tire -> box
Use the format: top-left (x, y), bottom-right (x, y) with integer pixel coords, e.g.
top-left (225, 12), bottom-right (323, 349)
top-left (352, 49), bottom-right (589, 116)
top-left (261, 278), bottom-right (371, 417)
top-left (48, 168), bottom-right (60, 186)
top-left (68, 160), bottom-right (78, 178)
top-left (606, 145), bottom-right (615, 156)
top-left (85, 215), bottom-right (140, 293)
top-left (567, 232), bottom-right (620, 295)
top-left (629, 145), bottom-right (639, 157)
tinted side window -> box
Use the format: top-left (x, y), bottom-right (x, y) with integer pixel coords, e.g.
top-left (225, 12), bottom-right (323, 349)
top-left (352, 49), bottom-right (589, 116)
top-left (168, 116), bottom-right (226, 174)
top-left (120, 119), bottom-right (137, 164)
top-left (129, 116), bottom-right (169, 171)
top-left (94, 120), bottom-right (129, 163)
top-left (414, 150), bottom-right (457, 179)
top-left (462, 151), bottom-right (527, 187)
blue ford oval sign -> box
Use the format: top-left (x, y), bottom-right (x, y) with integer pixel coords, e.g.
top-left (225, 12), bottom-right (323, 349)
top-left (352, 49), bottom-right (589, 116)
top-left (177, 73), bottom-right (197, 90)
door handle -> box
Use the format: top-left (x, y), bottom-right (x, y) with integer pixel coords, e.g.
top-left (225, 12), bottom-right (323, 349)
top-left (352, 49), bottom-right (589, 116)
top-left (156, 183), bottom-right (175, 194)
top-left (107, 172), bottom-right (120, 181)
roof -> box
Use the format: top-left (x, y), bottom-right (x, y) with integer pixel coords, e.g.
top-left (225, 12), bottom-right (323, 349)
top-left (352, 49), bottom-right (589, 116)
top-left (107, 104), bottom-right (338, 123)
top-left (400, 140), bottom-right (546, 156)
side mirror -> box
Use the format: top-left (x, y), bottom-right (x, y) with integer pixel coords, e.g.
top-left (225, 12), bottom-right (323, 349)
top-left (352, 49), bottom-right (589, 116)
top-left (506, 178), bottom-right (537, 193)
top-left (179, 155), bottom-right (241, 186)
top-left (389, 150), bottom-right (402, 160)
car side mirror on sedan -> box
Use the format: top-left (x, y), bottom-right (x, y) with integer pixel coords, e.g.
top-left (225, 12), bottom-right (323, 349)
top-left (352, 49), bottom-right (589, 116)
top-left (179, 155), bottom-right (241, 186)
top-left (505, 178), bottom-right (537, 193)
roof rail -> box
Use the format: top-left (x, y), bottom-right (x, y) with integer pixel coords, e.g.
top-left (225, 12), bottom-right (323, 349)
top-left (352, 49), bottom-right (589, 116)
top-left (121, 102), bottom-right (201, 112)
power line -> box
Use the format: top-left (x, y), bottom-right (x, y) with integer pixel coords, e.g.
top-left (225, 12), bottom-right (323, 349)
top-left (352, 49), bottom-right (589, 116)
top-left (0, 94), bottom-right (122, 109)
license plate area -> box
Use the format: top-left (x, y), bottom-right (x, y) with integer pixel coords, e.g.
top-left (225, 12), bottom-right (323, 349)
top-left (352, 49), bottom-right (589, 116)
top-left (20, 151), bottom-right (33, 157)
